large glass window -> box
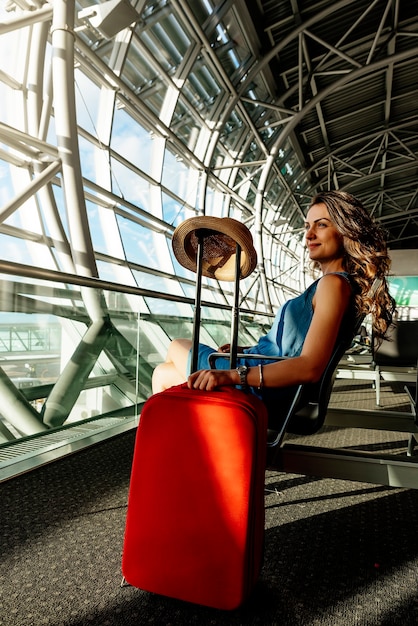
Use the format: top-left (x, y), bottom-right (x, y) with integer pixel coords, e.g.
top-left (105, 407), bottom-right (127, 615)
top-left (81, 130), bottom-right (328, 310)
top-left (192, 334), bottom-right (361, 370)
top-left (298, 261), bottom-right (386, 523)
top-left (0, 0), bottom-right (313, 464)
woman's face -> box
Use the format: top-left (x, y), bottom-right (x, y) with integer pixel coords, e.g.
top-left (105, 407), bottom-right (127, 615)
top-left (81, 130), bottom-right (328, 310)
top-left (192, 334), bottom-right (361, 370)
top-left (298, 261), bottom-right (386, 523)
top-left (305, 202), bottom-right (344, 269)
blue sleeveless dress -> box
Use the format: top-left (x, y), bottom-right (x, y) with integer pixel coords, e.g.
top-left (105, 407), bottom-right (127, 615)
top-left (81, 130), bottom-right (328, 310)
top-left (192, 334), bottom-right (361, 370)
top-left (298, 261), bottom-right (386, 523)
top-left (191, 272), bottom-right (356, 424)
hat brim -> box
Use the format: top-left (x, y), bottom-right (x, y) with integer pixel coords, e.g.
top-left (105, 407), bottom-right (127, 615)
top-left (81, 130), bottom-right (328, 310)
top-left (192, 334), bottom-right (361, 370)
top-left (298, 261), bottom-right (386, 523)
top-left (172, 216), bottom-right (257, 281)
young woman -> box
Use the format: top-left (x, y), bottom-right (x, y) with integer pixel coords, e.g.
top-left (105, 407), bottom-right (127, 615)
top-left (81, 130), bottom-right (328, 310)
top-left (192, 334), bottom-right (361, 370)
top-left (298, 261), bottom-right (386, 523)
top-left (152, 191), bottom-right (394, 417)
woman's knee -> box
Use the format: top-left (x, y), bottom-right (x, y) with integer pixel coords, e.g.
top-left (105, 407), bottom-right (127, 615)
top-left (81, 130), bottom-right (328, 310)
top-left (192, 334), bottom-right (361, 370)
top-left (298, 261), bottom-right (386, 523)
top-left (166, 338), bottom-right (192, 363)
top-left (152, 361), bottom-right (186, 394)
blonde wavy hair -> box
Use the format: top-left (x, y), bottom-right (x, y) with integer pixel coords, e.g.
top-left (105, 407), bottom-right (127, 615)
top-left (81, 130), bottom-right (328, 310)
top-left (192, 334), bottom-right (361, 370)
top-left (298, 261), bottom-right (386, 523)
top-left (309, 190), bottom-right (395, 340)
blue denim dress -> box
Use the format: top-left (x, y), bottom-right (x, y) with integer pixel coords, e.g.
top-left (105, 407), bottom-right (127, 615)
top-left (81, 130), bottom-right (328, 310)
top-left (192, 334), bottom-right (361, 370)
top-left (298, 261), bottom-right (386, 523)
top-left (190, 272), bottom-right (355, 425)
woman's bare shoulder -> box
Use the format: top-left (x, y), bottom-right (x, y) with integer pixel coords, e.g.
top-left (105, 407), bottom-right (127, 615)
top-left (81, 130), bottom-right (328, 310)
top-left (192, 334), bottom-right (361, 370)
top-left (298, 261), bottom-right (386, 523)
top-left (319, 272), bottom-right (352, 291)
top-left (314, 273), bottom-right (352, 307)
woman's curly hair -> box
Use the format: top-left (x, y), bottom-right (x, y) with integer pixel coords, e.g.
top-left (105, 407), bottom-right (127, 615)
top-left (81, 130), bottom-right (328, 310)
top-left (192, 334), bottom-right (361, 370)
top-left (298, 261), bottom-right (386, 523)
top-left (309, 190), bottom-right (395, 340)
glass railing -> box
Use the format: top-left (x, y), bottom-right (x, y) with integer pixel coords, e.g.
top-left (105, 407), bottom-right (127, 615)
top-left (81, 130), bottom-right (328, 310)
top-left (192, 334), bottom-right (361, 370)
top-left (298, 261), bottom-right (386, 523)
top-left (0, 262), bottom-right (274, 449)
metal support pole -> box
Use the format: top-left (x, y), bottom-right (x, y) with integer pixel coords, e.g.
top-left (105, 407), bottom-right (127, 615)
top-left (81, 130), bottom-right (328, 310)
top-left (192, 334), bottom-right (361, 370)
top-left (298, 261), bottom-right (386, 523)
top-left (0, 368), bottom-right (46, 436)
top-left (229, 243), bottom-right (241, 369)
top-left (42, 319), bottom-right (111, 428)
top-left (51, 0), bottom-right (98, 281)
top-left (190, 231), bottom-right (204, 374)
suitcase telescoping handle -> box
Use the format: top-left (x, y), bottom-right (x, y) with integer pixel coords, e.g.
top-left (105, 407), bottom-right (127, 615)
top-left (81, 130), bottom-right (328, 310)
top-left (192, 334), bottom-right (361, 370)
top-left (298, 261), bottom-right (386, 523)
top-left (190, 230), bottom-right (204, 374)
top-left (190, 230), bottom-right (242, 373)
top-left (229, 243), bottom-right (241, 370)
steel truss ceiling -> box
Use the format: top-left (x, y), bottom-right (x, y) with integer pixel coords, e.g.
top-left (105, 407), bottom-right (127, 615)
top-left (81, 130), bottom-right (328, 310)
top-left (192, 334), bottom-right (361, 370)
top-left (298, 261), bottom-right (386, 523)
top-left (0, 0), bottom-right (417, 322)
top-left (245, 0), bottom-right (418, 249)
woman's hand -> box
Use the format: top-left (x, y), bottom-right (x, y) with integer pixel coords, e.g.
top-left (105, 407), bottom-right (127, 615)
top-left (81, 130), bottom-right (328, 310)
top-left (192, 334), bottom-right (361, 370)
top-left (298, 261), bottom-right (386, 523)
top-left (218, 343), bottom-right (248, 353)
top-left (188, 368), bottom-right (236, 391)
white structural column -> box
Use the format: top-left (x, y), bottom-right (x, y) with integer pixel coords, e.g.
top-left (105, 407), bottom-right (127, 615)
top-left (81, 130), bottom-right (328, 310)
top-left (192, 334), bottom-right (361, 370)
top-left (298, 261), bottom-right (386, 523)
top-left (51, 0), bottom-right (107, 326)
top-left (51, 0), bottom-right (98, 281)
top-left (27, 17), bottom-right (76, 274)
top-left (254, 152), bottom-right (277, 315)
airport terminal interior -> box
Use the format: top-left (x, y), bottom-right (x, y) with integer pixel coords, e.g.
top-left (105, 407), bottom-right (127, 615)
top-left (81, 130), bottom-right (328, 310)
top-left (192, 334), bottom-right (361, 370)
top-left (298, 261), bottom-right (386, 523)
top-left (1, 1), bottom-right (418, 624)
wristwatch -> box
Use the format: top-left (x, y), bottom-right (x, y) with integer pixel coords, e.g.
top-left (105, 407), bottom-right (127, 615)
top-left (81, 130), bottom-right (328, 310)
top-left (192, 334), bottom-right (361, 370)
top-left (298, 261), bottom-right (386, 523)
top-left (236, 365), bottom-right (249, 388)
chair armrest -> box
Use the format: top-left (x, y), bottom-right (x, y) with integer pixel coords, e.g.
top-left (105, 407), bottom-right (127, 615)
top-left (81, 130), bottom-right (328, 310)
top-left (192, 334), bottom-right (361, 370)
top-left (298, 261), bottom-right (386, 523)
top-left (209, 352), bottom-right (284, 368)
top-left (209, 345), bottom-right (344, 445)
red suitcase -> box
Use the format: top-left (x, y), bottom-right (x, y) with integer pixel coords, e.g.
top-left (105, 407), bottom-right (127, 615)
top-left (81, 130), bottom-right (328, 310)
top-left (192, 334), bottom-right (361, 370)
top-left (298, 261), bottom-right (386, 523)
top-left (122, 218), bottom-right (267, 609)
top-left (122, 383), bottom-right (267, 609)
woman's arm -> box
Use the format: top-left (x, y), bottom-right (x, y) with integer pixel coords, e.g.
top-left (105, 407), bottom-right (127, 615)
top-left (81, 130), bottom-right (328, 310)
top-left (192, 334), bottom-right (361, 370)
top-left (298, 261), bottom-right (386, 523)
top-left (188, 273), bottom-right (352, 391)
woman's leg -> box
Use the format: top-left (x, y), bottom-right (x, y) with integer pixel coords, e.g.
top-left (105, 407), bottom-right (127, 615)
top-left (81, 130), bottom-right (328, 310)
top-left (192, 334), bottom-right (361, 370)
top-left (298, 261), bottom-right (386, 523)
top-left (151, 338), bottom-right (192, 394)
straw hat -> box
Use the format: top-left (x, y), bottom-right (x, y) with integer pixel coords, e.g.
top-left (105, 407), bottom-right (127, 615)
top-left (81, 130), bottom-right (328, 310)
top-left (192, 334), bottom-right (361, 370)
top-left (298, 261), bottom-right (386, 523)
top-left (172, 216), bottom-right (257, 281)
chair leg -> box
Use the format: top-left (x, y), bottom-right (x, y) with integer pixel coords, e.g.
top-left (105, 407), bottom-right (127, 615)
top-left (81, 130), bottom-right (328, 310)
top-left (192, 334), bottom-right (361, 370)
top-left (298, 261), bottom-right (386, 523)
top-left (375, 366), bottom-right (381, 406)
top-left (407, 433), bottom-right (418, 457)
